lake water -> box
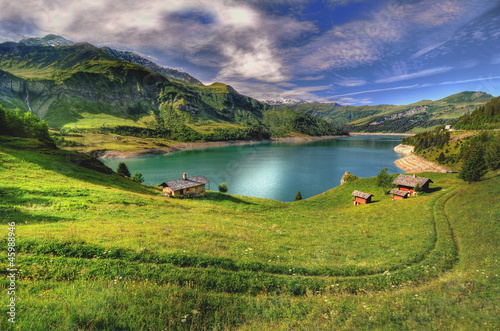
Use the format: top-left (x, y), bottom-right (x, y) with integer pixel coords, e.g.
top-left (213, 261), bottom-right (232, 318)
top-left (101, 135), bottom-right (406, 202)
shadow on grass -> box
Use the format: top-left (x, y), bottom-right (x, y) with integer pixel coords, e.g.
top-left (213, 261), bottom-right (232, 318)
top-left (205, 191), bottom-right (255, 205)
top-left (0, 208), bottom-right (66, 224)
top-left (427, 186), bottom-right (443, 193)
top-left (1, 138), bottom-right (156, 196)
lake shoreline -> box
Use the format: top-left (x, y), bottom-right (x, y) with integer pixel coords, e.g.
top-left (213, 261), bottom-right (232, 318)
top-left (94, 135), bottom-right (351, 159)
top-left (93, 133), bottom-right (416, 159)
top-left (393, 144), bottom-right (452, 174)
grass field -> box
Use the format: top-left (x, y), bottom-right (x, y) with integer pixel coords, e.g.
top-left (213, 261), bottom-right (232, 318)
top-left (0, 136), bottom-right (498, 330)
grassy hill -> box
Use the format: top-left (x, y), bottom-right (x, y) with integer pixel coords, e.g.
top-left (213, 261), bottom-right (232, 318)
top-left (0, 136), bottom-right (498, 329)
top-left (284, 91), bottom-right (492, 133)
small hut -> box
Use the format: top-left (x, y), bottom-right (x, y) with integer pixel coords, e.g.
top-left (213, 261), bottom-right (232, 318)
top-left (159, 173), bottom-right (210, 198)
top-left (352, 190), bottom-right (374, 206)
top-left (392, 174), bottom-right (433, 196)
top-left (390, 188), bottom-right (410, 200)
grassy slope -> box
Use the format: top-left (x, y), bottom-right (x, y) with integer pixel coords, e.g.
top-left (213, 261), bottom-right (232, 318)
top-left (0, 137), bottom-right (498, 330)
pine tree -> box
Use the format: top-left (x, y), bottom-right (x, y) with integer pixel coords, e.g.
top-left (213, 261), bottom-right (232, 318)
top-left (458, 144), bottom-right (487, 183)
top-left (294, 190), bottom-right (302, 201)
top-left (485, 136), bottom-right (500, 170)
top-left (117, 162), bottom-right (131, 177)
top-left (437, 152), bottom-right (446, 164)
top-left (376, 168), bottom-right (393, 195)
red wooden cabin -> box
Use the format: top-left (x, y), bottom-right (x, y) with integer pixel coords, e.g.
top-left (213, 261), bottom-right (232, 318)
top-left (390, 189), bottom-right (410, 200)
top-left (352, 190), bottom-right (374, 206)
top-left (392, 174), bottom-right (433, 196)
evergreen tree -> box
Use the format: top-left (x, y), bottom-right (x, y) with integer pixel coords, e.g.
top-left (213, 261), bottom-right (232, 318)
top-left (218, 182), bottom-right (228, 193)
top-left (437, 152), bottom-right (446, 164)
top-left (485, 136), bottom-right (500, 170)
top-left (294, 190), bottom-right (302, 201)
top-left (458, 144), bottom-right (487, 183)
top-left (132, 172), bottom-right (144, 183)
top-left (117, 162), bottom-right (131, 177)
top-left (376, 168), bottom-right (393, 195)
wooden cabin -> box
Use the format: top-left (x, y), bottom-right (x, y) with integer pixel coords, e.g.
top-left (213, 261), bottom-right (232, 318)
top-left (159, 173), bottom-right (210, 198)
top-left (392, 174), bottom-right (433, 196)
top-left (352, 190), bottom-right (374, 206)
top-left (390, 188), bottom-right (410, 200)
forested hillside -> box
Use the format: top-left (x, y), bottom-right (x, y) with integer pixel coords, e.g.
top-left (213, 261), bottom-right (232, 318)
top-left (283, 91), bottom-right (492, 133)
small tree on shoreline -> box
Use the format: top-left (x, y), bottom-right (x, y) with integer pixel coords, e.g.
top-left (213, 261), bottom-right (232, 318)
top-left (218, 182), bottom-right (228, 193)
top-left (294, 190), bottom-right (302, 201)
top-left (117, 162), bottom-right (131, 178)
top-left (376, 168), bottom-right (393, 195)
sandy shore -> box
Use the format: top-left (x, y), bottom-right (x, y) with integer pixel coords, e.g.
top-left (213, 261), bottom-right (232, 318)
top-left (349, 132), bottom-right (415, 136)
top-left (393, 144), bottom-right (452, 173)
top-left (94, 135), bottom-right (349, 159)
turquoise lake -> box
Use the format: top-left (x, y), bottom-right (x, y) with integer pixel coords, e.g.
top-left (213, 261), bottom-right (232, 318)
top-left (101, 135), bottom-right (407, 202)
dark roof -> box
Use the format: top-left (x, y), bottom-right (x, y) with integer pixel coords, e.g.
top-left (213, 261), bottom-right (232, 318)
top-left (352, 190), bottom-right (374, 199)
top-left (390, 189), bottom-right (409, 197)
top-left (160, 175), bottom-right (210, 191)
top-left (393, 174), bottom-right (433, 188)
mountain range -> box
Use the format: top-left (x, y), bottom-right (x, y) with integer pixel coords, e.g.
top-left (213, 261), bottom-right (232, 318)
top-left (0, 35), bottom-right (493, 137)
top-left (278, 91), bottom-right (492, 133)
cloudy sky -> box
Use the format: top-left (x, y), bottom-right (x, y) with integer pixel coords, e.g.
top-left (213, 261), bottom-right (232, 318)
top-left (1, 0), bottom-right (500, 105)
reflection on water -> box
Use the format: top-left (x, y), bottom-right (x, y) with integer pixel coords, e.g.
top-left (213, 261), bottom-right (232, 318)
top-left (101, 135), bottom-right (406, 202)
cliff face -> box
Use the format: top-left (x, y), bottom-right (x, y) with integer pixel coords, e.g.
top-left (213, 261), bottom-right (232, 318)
top-left (0, 67), bottom-right (163, 122)
top-left (0, 38), bottom-right (272, 130)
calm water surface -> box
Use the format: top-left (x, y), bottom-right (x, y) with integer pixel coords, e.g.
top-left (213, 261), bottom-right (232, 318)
top-left (101, 135), bottom-right (406, 202)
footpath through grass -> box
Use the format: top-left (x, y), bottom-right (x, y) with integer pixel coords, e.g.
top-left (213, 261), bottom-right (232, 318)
top-left (0, 137), bottom-right (498, 330)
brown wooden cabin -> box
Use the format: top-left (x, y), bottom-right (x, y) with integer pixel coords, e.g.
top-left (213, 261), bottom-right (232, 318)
top-left (392, 174), bottom-right (433, 196)
top-left (390, 188), bottom-right (410, 200)
top-left (159, 173), bottom-right (210, 198)
top-left (352, 190), bottom-right (374, 206)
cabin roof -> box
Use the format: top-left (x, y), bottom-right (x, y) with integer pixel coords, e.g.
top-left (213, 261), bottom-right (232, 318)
top-left (351, 190), bottom-right (374, 199)
top-left (393, 174), bottom-right (433, 188)
top-left (160, 175), bottom-right (210, 191)
top-left (390, 188), bottom-right (409, 197)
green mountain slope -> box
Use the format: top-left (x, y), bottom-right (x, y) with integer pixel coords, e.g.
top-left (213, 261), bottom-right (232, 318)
top-left (0, 36), bottom-right (345, 139)
top-left (284, 91), bottom-right (492, 133)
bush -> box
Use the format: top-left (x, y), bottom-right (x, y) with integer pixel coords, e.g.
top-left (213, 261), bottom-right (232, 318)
top-left (218, 182), bottom-right (228, 193)
top-left (132, 172), bottom-right (145, 183)
top-left (294, 190), bottom-right (302, 201)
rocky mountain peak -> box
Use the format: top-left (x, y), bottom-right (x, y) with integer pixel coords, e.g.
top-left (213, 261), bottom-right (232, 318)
top-left (20, 34), bottom-right (74, 47)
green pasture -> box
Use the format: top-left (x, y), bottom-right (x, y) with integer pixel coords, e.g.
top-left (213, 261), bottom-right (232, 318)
top-left (0, 137), bottom-right (498, 330)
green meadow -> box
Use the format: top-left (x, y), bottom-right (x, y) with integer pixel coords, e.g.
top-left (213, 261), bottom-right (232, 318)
top-left (0, 136), bottom-right (499, 330)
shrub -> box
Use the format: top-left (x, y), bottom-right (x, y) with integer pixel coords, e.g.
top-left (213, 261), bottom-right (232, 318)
top-left (218, 182), bottom-right (228, 193)
top-left (294, 190), bottom-right (302, 201)
top-left (132, 172), bottom-right (145, 183)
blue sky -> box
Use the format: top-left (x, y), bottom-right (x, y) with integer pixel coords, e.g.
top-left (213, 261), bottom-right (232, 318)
top-left (1, 0), bottom-right (499, 105)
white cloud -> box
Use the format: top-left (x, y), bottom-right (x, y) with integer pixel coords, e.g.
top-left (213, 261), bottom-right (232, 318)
top-left (376, 67), bottom-right (454, 83)
top-left (332, 84), bottom-right (423, 98)
top-left (0, 0), bottom-right (315, 83)
top-left (223, 79), bottom-right (333, 102)
top-left (439, 76), bottom-right (500, 85)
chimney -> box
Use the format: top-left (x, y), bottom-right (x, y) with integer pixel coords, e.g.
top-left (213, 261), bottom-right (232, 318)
top-left (183, 173), bottom-right (187, 180)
